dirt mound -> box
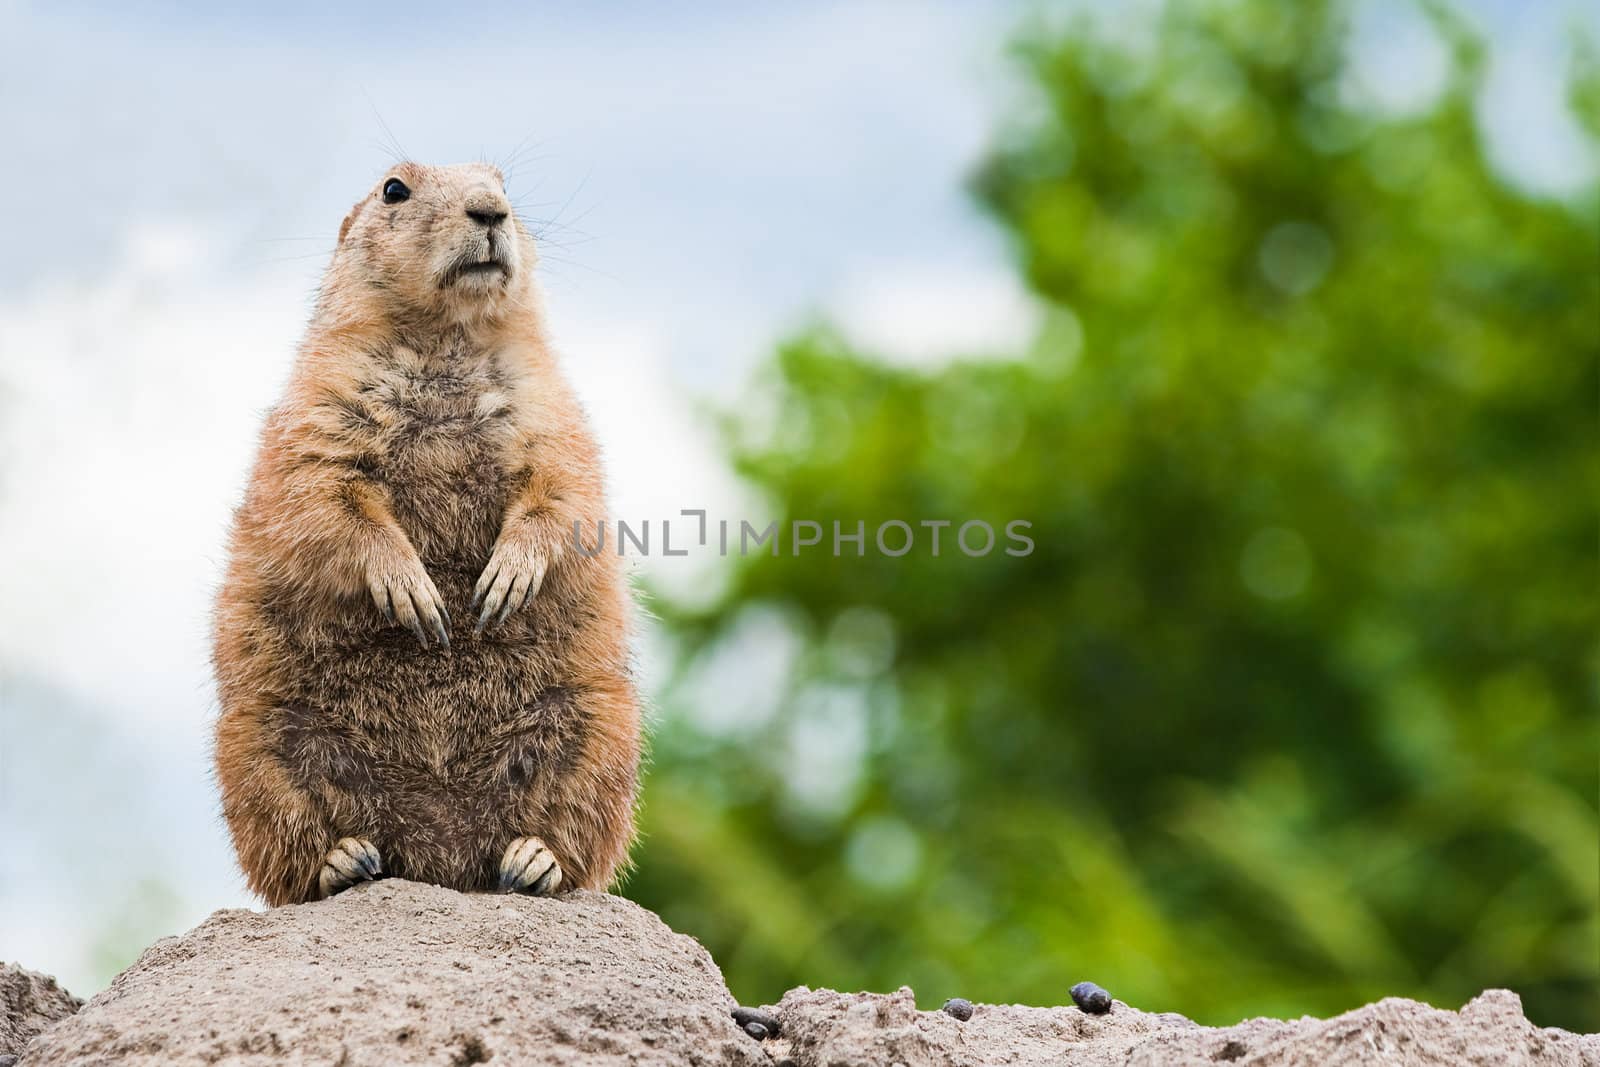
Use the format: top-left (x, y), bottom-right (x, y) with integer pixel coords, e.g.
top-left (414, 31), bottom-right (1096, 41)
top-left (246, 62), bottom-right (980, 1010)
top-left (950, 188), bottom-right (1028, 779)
top-left (765, 985), bottom-right (1599, 1067)
top-left (19, 880), bottom-right (762, 1066)
top-left (0, 965), bottom-right (80, 1062)
top-left (11, 879), bottom-right (1596, 1065)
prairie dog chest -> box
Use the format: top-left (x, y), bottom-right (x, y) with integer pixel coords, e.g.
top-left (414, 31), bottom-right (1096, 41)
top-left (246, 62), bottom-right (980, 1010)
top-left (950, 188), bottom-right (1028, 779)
top-left (354, 342), bottom-right (521, 553)
top-left (362, 343), bottom-right (516, 478)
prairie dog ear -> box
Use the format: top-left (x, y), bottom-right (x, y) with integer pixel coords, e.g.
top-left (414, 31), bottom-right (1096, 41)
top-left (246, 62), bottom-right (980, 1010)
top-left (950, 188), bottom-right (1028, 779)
top-left (337, 199), bottom-right (367, 246)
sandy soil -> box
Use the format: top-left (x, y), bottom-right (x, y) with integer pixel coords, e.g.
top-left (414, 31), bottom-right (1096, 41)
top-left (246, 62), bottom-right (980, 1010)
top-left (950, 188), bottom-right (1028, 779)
top-left (11, 879), bottom-right (1596, 1066)
top-left (0, 965), bottom-right (79, 1062)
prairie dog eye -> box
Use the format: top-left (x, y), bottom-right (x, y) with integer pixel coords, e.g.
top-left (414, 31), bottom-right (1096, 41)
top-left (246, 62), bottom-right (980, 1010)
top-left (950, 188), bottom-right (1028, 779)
top-left (382, 178), bottom-right (411, 204)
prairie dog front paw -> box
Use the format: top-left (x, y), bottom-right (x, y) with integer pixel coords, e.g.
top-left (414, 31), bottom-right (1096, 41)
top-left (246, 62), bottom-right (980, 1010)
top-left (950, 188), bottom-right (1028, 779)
top-left (498, 836), bottom-right (563, 895)
top-left (472, 531), bottom-right (554, 635)
top-left (365, 548), bottom-right (450, 648)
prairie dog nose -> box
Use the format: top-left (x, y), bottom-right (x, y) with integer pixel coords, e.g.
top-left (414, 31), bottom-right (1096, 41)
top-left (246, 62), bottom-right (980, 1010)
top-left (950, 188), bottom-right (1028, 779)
top-left (465, 189), bottom-right (509, 228)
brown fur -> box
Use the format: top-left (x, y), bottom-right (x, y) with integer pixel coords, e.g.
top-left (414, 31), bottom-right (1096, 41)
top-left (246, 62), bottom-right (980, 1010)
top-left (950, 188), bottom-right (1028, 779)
top-left (213, 162), bottom-right (639, 906)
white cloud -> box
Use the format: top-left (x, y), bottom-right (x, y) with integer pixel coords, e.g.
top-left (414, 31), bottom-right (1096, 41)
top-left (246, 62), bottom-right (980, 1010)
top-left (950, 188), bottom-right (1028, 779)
top-left (546, 311), bottom-right (756, 604)
top-left (0, 223), bottom-right (301, 726)
top-left (828, 263), bottom-right (1040, 367)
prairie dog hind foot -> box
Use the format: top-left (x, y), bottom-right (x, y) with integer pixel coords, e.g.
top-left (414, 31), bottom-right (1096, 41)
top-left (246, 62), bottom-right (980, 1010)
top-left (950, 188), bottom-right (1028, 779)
top-left (318, 837), bottom-right (383, 899)
top-left (499, 836), bottom-right (563, 895)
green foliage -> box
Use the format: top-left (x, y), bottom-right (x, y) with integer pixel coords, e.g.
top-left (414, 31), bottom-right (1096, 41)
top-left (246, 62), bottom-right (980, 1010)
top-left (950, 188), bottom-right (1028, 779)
top-left (624, 0), bottom-right (1600, 1029)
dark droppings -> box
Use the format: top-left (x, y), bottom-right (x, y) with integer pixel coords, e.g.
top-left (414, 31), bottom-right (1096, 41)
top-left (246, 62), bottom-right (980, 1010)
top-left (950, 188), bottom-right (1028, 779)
top-left (1070, 980), bottom-right (1113, 1014)
top-left (732, 1006), bottom-right (780, 1038)
top-left (942, 997), bottom-right (974, 1021)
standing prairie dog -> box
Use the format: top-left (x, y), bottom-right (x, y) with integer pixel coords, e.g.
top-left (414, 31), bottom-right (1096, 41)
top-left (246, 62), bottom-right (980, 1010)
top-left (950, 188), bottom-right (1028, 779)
top-left (213, 162), bottom-right (639, 906)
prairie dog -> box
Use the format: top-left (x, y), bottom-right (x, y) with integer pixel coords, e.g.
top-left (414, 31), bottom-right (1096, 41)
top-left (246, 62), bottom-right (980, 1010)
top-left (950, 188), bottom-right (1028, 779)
top-left (213, 162), bottom-right (638, 905)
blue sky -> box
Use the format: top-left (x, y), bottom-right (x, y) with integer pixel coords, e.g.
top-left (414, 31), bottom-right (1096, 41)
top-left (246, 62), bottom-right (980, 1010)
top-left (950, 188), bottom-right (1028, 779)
top-left (0, 0), bottom-right (1593, 995)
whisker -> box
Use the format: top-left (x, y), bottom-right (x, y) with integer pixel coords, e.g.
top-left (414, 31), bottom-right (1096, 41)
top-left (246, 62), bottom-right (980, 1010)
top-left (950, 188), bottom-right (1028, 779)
top-left (361, 89), bottom-right (409, 164)
top-left (536, 253), bottom-right (615, 282)
top-left (499, 135), bottom-right (550, 184)
top-left (529, 230), bottom-right (595, 253)
top-left (545, 170), bottom-right (593, 232)
top-left (252, 249), bottom-right (337, 266)
top-left (533, 202), bottom-right (598, 239)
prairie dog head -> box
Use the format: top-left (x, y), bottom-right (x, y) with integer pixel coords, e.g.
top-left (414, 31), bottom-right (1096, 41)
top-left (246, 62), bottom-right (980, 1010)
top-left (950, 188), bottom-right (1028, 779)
top-left (329, 161), bottom-right (535, 328)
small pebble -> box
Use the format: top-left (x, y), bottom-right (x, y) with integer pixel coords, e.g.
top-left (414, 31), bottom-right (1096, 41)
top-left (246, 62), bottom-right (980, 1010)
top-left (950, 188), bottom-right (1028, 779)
top-left (942, 997), bottom-right (974, 1021)
top-left (1070, 980), bottom-right (1113, 1014)
top-left (732, 1006), bottom-right (781, 1038)
top-left (743, 1021), bottom-right (770, 1040)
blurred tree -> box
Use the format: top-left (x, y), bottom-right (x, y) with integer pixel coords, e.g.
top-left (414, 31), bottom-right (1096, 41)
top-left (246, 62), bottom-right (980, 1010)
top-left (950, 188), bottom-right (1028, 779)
top-left (624, 0), bottom-right (1600, 1029)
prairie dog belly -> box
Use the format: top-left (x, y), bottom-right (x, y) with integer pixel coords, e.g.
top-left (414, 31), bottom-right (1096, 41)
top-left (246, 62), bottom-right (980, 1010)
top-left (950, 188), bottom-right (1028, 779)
top-left (262, 570), bottom-right (589, 888)
top-left (269, 663), bottom-right (583, 886)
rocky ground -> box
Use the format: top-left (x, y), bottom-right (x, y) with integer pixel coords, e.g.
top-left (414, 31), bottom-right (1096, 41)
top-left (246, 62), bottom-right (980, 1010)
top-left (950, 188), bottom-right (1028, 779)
top-left (5, 879), bottom-right (1595, 1065)
top-left (0, 966), bottom-right (79, 1065)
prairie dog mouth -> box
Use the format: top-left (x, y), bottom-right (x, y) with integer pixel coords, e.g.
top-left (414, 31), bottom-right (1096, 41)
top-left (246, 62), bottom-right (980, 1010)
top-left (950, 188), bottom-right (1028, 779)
top-left (444, 257), bottom-right (510, 286)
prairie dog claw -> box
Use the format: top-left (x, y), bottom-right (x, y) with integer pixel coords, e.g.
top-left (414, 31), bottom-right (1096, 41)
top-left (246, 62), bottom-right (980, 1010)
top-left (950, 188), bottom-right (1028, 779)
top-left (498, 836), bottom-right (563, 895)
top-left (318, 837), bottom-right (382, 898)
top-left (366, 556), bottom-right (450, 649)
top-left (472, 538), bottom-right (549, 635)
